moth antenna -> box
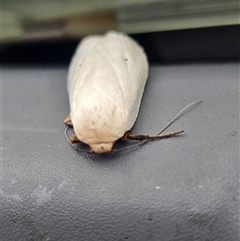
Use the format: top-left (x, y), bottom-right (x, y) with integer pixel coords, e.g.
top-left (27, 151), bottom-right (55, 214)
top-left (111, 140), bottom-right (149, 153)
top-left (111, 100), bottom-right (202, 153)
top-left (157, 100), bottom-right (202, 135)
top-left (64, 126), bottom-right (93, 153)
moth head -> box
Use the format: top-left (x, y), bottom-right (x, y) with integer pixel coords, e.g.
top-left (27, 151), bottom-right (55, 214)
top-left (89, 142), bottom-right (114, 154)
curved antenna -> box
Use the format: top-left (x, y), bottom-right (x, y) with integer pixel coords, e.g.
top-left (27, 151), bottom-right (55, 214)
top-left (156, 100), bottom-right (201, 135)
top-left (111, 140), bottom-right (148, 153)
top-left (111, 100), bottom-right (202, 153)
top-left (64, 126), bottom-right (93, 153)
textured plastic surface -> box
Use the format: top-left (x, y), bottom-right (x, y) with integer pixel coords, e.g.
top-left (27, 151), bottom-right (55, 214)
top-left (1, 64), bottom-right (239, 241)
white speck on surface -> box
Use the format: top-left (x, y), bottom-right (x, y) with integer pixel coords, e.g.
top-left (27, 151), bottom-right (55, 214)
top-left (31, 185), bottom-right (54, 205)
top-left (198, 185), bottom-right (203, 189)
top-left (155, 186), bottom-right (161, 190)
top-left (58, 180), bottom-right (66, 190)
top-left (48, 145), bottom-right (51, 147)
top-left (11, 178), bottom-right (16, 184)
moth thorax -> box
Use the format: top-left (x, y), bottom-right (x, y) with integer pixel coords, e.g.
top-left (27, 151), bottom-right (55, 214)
top-left (89, 142), bottom-right (114, 153)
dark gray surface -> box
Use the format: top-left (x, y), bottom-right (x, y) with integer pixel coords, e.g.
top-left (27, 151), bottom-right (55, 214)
top-left (1, 64), bottom-right (239, 241)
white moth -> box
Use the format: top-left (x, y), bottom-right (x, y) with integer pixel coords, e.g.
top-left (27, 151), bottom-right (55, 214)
top-left (65, 31), bottom-right (200, 154)
top-left (66, 31), bottom-right (148, 153)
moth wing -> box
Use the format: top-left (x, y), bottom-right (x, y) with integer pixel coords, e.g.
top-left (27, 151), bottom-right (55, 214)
top-left (67, 35), bottom-right (102, 106)
top-left (67, 31), bottom-right (148, 146)
top-left (99, 31), bottom-right (149, 130)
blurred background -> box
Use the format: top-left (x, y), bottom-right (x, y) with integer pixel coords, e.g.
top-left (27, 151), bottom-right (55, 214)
top-left (1, 0), bottom-right (240, 64)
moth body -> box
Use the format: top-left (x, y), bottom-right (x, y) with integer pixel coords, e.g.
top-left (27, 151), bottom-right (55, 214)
top-left (67, 31), bottom-right (148, 153)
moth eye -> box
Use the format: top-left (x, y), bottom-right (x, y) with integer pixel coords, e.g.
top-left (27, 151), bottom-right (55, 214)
top-left (125, 58), bottom-right (128, 61)
top-left (79, 64), bottom-right (82, 67)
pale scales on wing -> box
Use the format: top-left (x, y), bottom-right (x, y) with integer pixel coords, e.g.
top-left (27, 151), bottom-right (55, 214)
top-left (67, 31), bottom-right (148, 153)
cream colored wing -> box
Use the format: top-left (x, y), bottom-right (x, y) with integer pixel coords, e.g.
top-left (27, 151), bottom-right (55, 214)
top-left (67, 31), bottom-right (148, 152)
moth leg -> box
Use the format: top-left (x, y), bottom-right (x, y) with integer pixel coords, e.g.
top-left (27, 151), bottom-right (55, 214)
top-left (122, 132), bottom-right (130, 141)
top-left (64, 114), bottom-right (73, 127)
top-left (69, 132), bottom-right (80, 143)
top-left (124, 130), bottom-right (184, 141)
